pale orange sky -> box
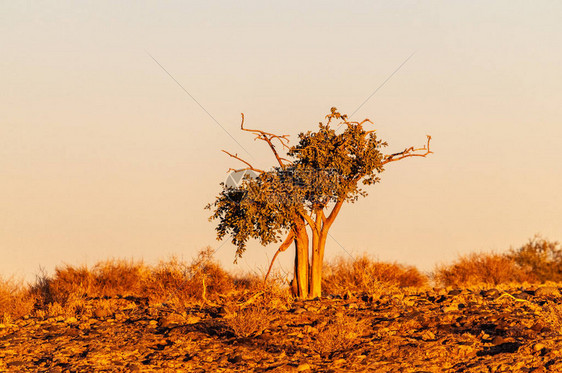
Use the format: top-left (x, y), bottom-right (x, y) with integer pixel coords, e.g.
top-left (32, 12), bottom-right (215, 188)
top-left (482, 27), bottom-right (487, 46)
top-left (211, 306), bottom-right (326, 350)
top-left (2, 1), bottom-right (561, 281)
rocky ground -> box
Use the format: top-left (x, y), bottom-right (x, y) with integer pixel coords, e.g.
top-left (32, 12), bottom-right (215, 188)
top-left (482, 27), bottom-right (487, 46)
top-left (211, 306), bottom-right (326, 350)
top-left (2, 285), bottom-right (562, 372)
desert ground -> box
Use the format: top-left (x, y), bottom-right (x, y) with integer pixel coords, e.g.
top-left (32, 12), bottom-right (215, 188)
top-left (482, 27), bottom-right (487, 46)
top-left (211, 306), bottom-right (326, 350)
top-left (2, 282), bottom-right (562, 372)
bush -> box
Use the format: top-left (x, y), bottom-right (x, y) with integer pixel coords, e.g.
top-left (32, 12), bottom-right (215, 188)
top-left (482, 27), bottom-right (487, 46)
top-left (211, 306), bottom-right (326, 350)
top-left (31, 247), bottom-right (236, 312)
top-left (433, 252), bottom-right (534, 287)
top-left (92, 259), bottom-right (149, 297)
top-left (144, 247), bottom-right (235, 305)
top-left (225, 305), bottom-right (272, 338)
top-left (31, 260), bottom-right (149, 306)
top-left (31, 264), bottom-right (94, 307)
top-left (0, 277), bottom-right (35, 323)
top-left (322, 255), bottom-right (427, 295)
top-left (508, 235), bottom-right (562, 282)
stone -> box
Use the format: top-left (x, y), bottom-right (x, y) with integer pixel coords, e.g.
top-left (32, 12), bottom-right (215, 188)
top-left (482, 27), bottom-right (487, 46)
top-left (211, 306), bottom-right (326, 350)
top-left (535, 286), bottom-right (560, 297)
top-left (93, 308), bottom-right (111, 319)
top-left (533, 343), bottom-right (545, 352)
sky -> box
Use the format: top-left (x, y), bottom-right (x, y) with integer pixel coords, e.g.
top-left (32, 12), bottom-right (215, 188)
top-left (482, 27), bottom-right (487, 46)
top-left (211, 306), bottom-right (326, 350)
top-left (2, 1), bottom-right (561, 282)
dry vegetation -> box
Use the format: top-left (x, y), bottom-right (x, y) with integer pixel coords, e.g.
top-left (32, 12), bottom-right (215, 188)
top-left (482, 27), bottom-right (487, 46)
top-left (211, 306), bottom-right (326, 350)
top-left (2, 237), bottom-right (561, 325)
top-left (322, 254), bottom-right (427, 294)
top-left (2, 236), bottom-right (562, 371)
top-left (433, 236), bottom-right (561, 287)
top-left (433, 252), bottom-right (533, 287)
top-left (0, 276), bottom-right (35, 324)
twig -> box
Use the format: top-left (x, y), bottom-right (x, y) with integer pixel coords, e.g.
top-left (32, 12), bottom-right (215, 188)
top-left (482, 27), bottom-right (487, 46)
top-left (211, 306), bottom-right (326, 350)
top-left (222, 150), bottom-right (264, 173)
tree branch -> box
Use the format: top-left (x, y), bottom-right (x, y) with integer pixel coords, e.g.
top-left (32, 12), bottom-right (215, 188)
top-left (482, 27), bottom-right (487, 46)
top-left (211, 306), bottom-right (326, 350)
top-left (221, 150), bottom-right (264, 173)
top-left (382, 135), bottom-right (433, 165)
top-left (264, 230), bottom-right (295, 283)
top-left (314, 208), bottom-right (323, 233)
top-left (240, 113), bottom-right (292, 168)
top-left (325, 199), bottom-right (344, 229)
top-left (299, 210), bottom-right (318, 235)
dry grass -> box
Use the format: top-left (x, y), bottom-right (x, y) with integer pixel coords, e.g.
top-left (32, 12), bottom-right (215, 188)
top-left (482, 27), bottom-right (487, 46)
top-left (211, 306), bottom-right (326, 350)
top-left (0, 277), bottom-right (35, 324)
top-left (31, 260), bottom-right (149, 307)
top-left (144, 248), bottom-right (235, 310)
top-left (322, 255), bottom-right (428, 295)
top-left (7, 242), bottom-right (561, 324)
top-left (31, 247), bottom-right (237, 313)
top-left (433, 252), bottom-right (535, 287)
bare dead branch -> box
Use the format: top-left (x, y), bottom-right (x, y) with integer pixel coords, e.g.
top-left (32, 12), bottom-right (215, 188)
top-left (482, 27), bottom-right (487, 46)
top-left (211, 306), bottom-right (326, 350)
top-left (264, 230), bottom-right (295, 283)
top-left (382, 135), bottom-right (432, 165)
top-left (221, 150), bottom-right (264, 173)
top-left (239, 113), bottom-right (292, 168)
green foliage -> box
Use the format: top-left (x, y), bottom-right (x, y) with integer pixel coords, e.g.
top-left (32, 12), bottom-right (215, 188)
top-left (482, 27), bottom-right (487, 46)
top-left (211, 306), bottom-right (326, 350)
top-left (207, 169), bottom-right (301, 258)
top-left (508, 235), bottom-right (562, 282)
top-left (289, 107), bottom-right (387, 205)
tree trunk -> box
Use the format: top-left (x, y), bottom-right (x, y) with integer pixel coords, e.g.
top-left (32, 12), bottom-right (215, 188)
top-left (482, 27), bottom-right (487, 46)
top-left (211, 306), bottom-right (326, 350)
top-left (309, 230), bottom-right (328, 298)
top-left (293, 217), bottom-right (309, 298)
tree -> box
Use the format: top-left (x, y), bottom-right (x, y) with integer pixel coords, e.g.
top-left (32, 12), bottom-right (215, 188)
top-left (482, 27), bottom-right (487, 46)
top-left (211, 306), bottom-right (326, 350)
top-left (207, 108), bottom-right (432, 298)
top-left (508, 235), bottom-right (562, 282)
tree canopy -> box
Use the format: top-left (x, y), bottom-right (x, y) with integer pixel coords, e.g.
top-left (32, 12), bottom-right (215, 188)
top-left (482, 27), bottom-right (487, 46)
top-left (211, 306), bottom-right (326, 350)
top-left (207, 108), bottom-right (432, 298)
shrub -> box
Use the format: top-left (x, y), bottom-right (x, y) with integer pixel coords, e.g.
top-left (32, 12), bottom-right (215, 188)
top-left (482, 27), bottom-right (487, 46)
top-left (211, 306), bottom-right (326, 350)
top-left (0, 277), bottom-right (35, 323)
top-left (433, 252), bottom-right (534, 287)
top-left (143, 247), bottom-right (235, 305)
top-left (31, 260), bottom-right (148, 306)
top-left (322, 255), bottom-right (427, 295)
top-left (508, 235), bottom-right (562, 282)
top-left (225, 305), bottom-right (272, 338)
top-left (31, 264), bottom-right (94, 307)
top-left (92, 259), bottom-right (149, 297)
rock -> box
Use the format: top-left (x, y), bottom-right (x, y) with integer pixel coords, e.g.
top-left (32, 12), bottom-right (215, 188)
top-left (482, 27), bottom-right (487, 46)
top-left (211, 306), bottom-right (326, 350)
top-left (533, 343), bottom-right (545, 352)
top-left (148, 320), bottom-right (158, 327)
top-left (421, 330), bottom-right (435, 341)
top-left (293, 307), bottom-right (306, 315)
top-left (491, 336), bottom-right (506, 345)
top-left (93, 308), bottom-right (111, 319)
top-left (443, 304), bottom-right (458, 313)
top-left (127, 363), bottom-right (142, 371)
top-left (297, 363), bottom-right (311, 371)
top-left (535, 286), bottom-right (560, 297)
